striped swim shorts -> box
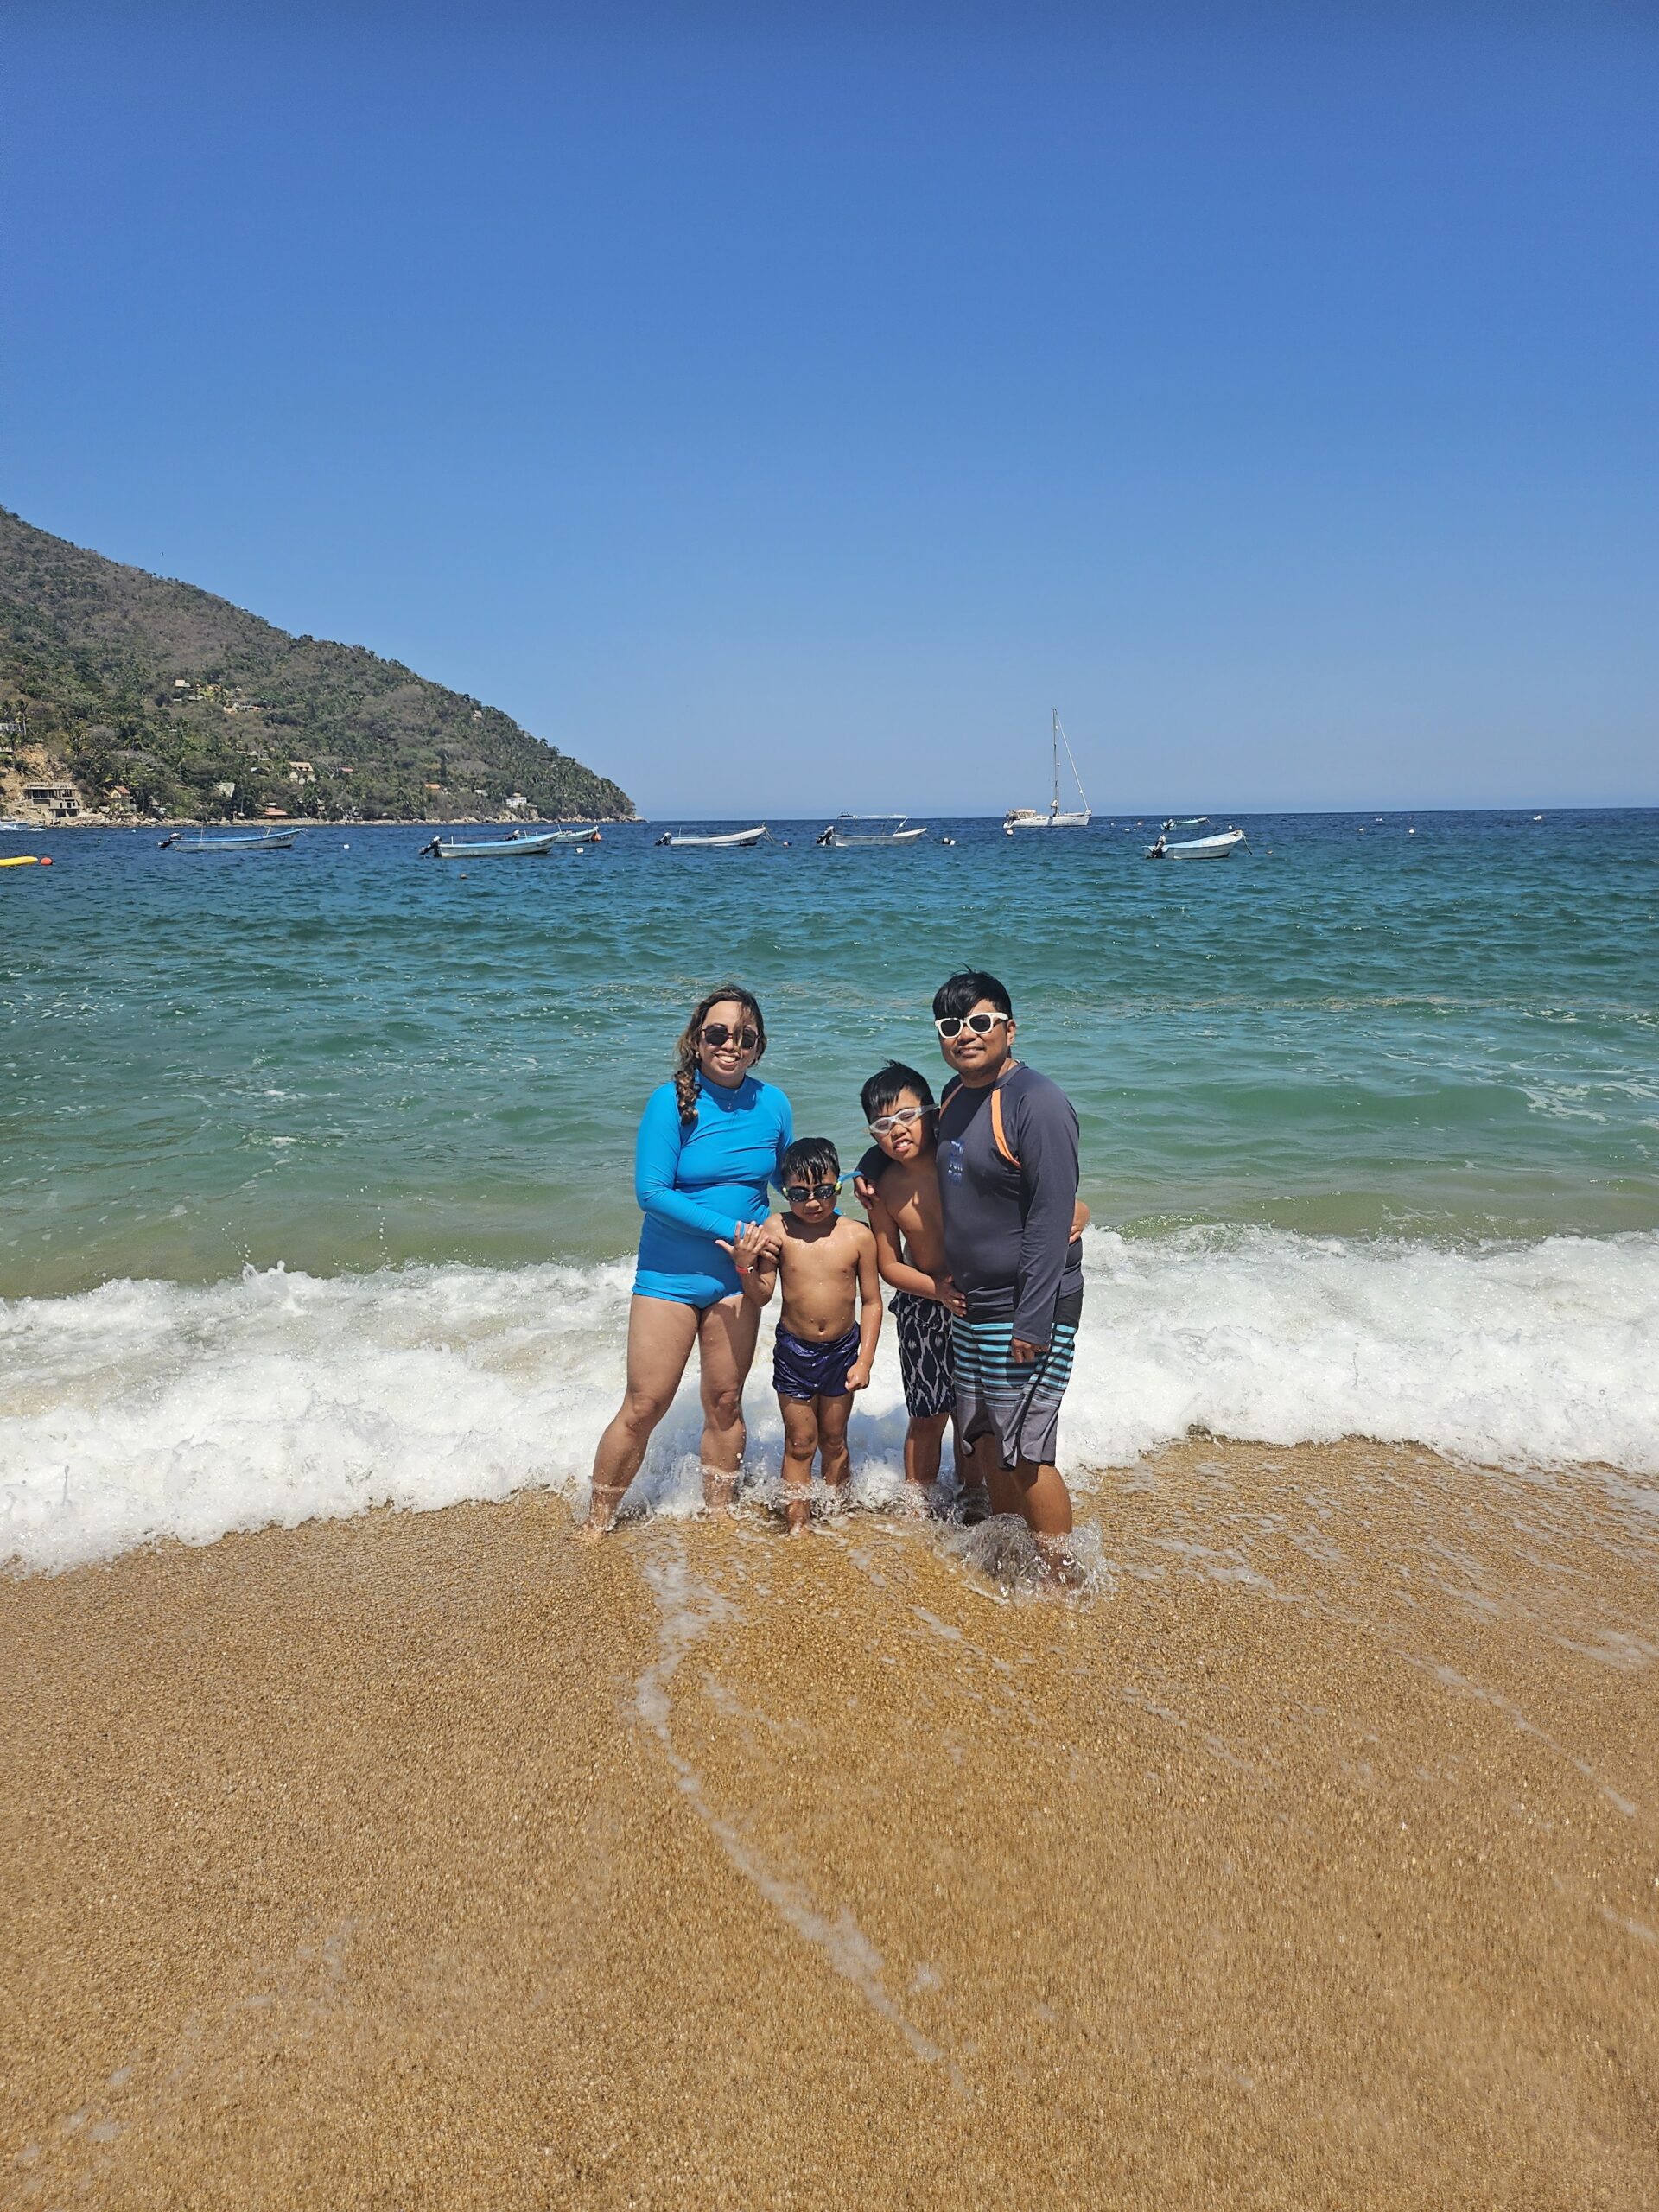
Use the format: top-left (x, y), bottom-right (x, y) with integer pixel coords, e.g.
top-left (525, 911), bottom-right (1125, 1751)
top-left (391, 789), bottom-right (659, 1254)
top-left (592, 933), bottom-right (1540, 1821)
top-left (890, 1290), bottom-right (956, 1420)
top-left (951, 1287), bottom-right (1082, 1471)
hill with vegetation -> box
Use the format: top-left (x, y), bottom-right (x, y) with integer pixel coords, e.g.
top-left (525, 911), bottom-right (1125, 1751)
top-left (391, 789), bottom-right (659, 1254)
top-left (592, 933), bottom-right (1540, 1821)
top-left (0, 505), bottom-right (633, 823)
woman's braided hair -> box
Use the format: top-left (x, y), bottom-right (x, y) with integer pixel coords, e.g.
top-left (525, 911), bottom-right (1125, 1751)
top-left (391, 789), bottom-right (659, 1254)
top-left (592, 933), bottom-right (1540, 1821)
top-left (673, 984), bottom-right (767, 1124)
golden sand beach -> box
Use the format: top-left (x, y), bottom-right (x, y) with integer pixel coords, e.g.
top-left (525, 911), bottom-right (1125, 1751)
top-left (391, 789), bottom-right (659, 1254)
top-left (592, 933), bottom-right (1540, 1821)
top-left (3, 1440), bottom-right (1656, 2209)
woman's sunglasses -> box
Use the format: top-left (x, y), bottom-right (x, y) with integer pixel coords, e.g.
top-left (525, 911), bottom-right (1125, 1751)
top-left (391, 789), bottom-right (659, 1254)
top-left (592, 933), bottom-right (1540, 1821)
top-left (868, 1104), bottom-right (936, 1137)
top-left (701, 1022), bottom-right (760, 1052)
top-left (934, 1011), bottom-right (1010, 1040)
top-left (784, 1180), bottom-right (838, 1204)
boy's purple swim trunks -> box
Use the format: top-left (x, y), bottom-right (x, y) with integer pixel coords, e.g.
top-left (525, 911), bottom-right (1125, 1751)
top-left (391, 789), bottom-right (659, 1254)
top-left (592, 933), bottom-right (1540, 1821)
top-left (772, 1323), bottom-right (861, 1401)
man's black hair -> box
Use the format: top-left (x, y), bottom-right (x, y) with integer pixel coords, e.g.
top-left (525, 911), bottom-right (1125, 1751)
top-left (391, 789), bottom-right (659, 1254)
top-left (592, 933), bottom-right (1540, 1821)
top-left (781, 1135), bottom-right (839, 1186)
top-left (931, 969), bottom-right (1014, 1021)
top-left (860, 1060), bottom-right (936, 1122)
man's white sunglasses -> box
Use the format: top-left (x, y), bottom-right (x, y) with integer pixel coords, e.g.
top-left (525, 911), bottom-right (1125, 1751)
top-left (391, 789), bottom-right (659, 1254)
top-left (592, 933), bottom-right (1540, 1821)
top-left (934, 1011), bottom-right (1010, 1040)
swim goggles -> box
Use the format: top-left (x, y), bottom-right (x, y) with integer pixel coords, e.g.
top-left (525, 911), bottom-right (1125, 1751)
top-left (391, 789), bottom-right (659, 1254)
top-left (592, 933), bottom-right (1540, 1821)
top-left (867, 1105), bottom-right (936, 1137)
top-left (783, 1180), bottom-right (839, 1204)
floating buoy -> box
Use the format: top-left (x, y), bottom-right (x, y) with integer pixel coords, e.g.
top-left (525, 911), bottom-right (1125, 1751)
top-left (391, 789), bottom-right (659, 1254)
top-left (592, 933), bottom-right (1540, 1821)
top-left (0, 855), bottom-right (48, 868)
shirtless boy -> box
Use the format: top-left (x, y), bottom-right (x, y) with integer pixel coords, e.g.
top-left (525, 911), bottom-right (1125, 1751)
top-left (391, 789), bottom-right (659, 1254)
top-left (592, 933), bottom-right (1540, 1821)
top-left (724, 1137), bottom-right (881, 1536)
top-left (852, 1063), bottom-right (966, 1516)
top-left (855, 1060), bottom-right (1091, 1520)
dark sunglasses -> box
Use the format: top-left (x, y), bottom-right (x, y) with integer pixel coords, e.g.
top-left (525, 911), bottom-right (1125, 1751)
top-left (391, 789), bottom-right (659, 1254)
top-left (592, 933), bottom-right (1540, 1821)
top-left (784, 1180), bottom-right (837, 1204)
top-left (701, 1022), bottom-right (760, 1052)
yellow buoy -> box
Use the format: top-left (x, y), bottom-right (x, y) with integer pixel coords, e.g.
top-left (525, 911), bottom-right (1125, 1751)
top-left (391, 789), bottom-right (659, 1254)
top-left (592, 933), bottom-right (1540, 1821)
top-left (0, 855), bottom-right (48, 869)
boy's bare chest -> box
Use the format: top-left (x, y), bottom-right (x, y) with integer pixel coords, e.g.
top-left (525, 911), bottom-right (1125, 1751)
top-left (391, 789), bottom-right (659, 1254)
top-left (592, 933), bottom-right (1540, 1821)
top-left (885, 1170), bottom-right (944, 1251)
top-left (781, 1219), bottom-right (856, 1283)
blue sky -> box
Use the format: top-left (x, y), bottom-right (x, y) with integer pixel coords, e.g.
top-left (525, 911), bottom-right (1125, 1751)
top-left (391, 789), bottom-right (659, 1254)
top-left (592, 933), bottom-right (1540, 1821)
top-left (3, 3), bottom-right (1654, 815)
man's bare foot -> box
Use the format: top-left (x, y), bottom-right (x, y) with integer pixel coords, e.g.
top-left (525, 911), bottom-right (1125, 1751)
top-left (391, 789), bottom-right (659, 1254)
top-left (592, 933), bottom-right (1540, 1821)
top-left (1035, 1532), bottom-right (1088, 1589)
top-left (702, 1468), bottom-right (738, 1517)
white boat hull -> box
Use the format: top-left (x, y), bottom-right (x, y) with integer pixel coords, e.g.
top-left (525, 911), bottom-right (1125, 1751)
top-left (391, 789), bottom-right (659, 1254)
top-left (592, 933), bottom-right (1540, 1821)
top-left (656, 827), bottom-right (768, 849)
top-left (1004, 810), bottom-right (1091, 831)
top-left (1147, 828), bottom-right (1248, 860)
top-left (426, 831), bottom-right (561, 857)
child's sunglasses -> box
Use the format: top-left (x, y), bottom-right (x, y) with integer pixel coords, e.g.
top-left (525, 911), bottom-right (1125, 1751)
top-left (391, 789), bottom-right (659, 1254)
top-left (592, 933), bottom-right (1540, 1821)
top-left (784, 1180), bottom-right (838, 1204)
top-left (701, 1021), bottom-right (760, 1052)
top-left (934, 1011), bottom-right (1009, 1039)
top-left (868, 1104), bottom-right (935, 1137)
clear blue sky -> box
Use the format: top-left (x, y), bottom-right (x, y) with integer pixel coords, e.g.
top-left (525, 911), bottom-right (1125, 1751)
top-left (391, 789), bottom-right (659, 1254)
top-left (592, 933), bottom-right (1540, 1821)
top-left (3, 3), bottom-right (1654, 815)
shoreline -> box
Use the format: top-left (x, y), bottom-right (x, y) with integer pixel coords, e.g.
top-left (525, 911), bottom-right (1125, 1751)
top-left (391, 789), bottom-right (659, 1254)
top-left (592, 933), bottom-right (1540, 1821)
top-left (4, 1437), bottom-right (1655, 2207)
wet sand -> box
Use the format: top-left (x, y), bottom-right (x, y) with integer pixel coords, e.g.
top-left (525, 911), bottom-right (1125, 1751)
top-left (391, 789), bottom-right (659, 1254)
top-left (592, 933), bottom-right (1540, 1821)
top-left (3, 1440), bottom-right (1656, 2209)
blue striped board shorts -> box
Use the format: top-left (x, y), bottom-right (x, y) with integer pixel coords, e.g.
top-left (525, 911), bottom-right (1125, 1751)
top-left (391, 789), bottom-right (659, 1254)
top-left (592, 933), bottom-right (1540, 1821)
top-left (951, 1288), bottom-right (1082, 1471)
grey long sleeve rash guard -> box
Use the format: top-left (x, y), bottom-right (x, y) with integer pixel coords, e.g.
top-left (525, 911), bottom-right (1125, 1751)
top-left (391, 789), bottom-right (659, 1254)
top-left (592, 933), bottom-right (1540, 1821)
top-left (934, 1062), bottom-right (1083, 1347)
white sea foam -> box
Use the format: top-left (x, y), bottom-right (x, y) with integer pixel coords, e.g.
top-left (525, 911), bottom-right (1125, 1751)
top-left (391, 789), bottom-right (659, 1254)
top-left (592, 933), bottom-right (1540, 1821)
top-left (3, 1228), bottom-right (1656, 1574)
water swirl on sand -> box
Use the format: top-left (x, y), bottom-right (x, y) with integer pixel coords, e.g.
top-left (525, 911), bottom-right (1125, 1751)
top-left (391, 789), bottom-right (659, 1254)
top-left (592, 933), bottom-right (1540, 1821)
top-left (634, 1534), bottom-right (959, 2082)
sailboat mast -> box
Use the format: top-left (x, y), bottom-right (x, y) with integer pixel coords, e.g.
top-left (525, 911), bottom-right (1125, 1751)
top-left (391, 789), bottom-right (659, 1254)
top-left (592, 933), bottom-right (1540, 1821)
top-left (1052, 709), bottom-right (1060, 817)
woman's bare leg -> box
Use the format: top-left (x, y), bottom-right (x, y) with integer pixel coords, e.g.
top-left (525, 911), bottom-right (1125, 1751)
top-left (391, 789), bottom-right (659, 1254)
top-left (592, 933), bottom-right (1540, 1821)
top-left (694, 1293), bottom-right (762, 1512)
top-left (582, 1296), bottom-right (702, 1537)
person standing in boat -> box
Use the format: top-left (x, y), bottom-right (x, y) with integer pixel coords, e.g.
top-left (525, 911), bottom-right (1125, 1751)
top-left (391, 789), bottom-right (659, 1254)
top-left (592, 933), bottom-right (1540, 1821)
top-left (583, 985), bottom-right (793, 1537)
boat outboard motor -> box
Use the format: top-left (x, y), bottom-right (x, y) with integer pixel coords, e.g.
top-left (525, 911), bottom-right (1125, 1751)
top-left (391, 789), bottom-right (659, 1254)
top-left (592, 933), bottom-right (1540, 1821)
top-left (420, 837), bottom-right (440, 858)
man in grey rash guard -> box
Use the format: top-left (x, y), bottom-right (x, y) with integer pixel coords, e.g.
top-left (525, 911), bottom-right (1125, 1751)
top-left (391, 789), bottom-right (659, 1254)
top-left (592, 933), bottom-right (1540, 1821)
top-left (931, 969), bottom-right (1082, 1560)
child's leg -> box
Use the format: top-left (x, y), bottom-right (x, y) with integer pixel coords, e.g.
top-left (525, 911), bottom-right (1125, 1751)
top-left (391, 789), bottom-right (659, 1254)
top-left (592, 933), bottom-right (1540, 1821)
top-left (816, 1392), bottom-right (854, 1497)
top-left (779, 1395), bottom-right (818, 1535)
top-left (903, 1411), bottom-right (950, 1488)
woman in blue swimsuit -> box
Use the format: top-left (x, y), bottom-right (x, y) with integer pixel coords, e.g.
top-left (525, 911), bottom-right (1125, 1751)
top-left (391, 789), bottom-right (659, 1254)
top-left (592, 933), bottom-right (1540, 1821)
top-left (584, 984), bottom-right (793, 1535)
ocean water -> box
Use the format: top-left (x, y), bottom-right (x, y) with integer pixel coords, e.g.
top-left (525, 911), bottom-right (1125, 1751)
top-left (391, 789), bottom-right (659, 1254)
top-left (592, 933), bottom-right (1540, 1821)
top-left (3, 810), bottom-right (1657, 1568)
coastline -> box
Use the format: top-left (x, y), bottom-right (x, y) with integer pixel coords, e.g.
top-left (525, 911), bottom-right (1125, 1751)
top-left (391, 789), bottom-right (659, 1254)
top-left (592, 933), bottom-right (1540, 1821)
top-left (5, 1438), bottom-right (1655, 2208)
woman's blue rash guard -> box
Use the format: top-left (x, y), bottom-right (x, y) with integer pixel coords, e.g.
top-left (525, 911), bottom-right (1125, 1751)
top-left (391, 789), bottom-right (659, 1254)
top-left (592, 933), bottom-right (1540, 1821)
top-left (632, 1072), bottom-right (794, 1307)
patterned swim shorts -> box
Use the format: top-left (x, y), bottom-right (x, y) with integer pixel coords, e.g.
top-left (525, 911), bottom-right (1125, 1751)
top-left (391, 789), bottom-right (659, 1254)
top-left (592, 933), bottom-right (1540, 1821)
top-left (890, 1291), bottom-right (956, 1420)
top-left (951, 1287), bottom-right (1082, 1471)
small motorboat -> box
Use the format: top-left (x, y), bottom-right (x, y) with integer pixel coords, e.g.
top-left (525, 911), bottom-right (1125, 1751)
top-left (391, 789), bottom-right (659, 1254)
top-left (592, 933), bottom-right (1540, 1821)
top-left (160, 828), bottom-right (302, 852)
top-left (1145, 820), bottom-right (1249, 860)
top-left (815, 815), bottom-right (930, 847)
top-left (421, 830), bottom-right (562, 858)
top-left (544, 825), bottom-right (602, 843)
top-left (654, 826), bottom-right (769, 849)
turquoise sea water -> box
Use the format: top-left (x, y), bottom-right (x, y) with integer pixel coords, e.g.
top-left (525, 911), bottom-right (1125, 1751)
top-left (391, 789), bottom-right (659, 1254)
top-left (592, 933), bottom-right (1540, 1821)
top-left (3, 810), bottom-right (1657, 1571)
top-left (3, 810), bottom-right (1656, 1295)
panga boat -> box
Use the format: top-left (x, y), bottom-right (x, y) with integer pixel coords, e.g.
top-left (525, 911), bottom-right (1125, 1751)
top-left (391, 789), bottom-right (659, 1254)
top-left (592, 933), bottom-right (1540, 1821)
top-left (421, 830), bottom-right (563, 858)
top-left (1145, 819), bottom-right (1249, 860)
top-left (654, 826), bottom-right (769, 849)
top-left (543, 825), bottom-right (602, 843)
top-left (1004, 710), bottom-right (1091, 832)
top-left (159, 827), bottom-right (302, 852)
top-left (815, 815), bottom-right (930, 847)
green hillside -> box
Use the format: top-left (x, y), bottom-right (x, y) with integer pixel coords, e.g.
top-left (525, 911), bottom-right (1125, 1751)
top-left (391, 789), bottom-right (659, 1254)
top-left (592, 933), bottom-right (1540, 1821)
top-left (0, 506), bottom-right (633, 823)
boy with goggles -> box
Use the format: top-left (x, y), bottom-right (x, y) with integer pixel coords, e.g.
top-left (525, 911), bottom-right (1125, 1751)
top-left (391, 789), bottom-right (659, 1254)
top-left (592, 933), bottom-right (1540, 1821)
top-left (723, 1137), bottom-right (881, 1535)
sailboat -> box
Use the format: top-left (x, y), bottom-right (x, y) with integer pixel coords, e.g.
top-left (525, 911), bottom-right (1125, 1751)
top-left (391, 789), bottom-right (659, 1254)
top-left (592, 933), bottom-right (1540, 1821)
top-left (1003, 711), bottom-right (1090, 833)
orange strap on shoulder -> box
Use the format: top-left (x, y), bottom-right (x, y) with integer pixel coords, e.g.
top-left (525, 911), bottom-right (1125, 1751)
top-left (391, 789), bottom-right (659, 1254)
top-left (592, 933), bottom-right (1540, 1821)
top-left (988, 1085), bottom-right (1019, 1167)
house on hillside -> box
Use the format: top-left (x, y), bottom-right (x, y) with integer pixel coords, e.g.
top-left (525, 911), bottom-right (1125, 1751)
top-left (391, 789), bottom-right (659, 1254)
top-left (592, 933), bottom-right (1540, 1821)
top-left (23, 783), bottom-right (79, 817)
